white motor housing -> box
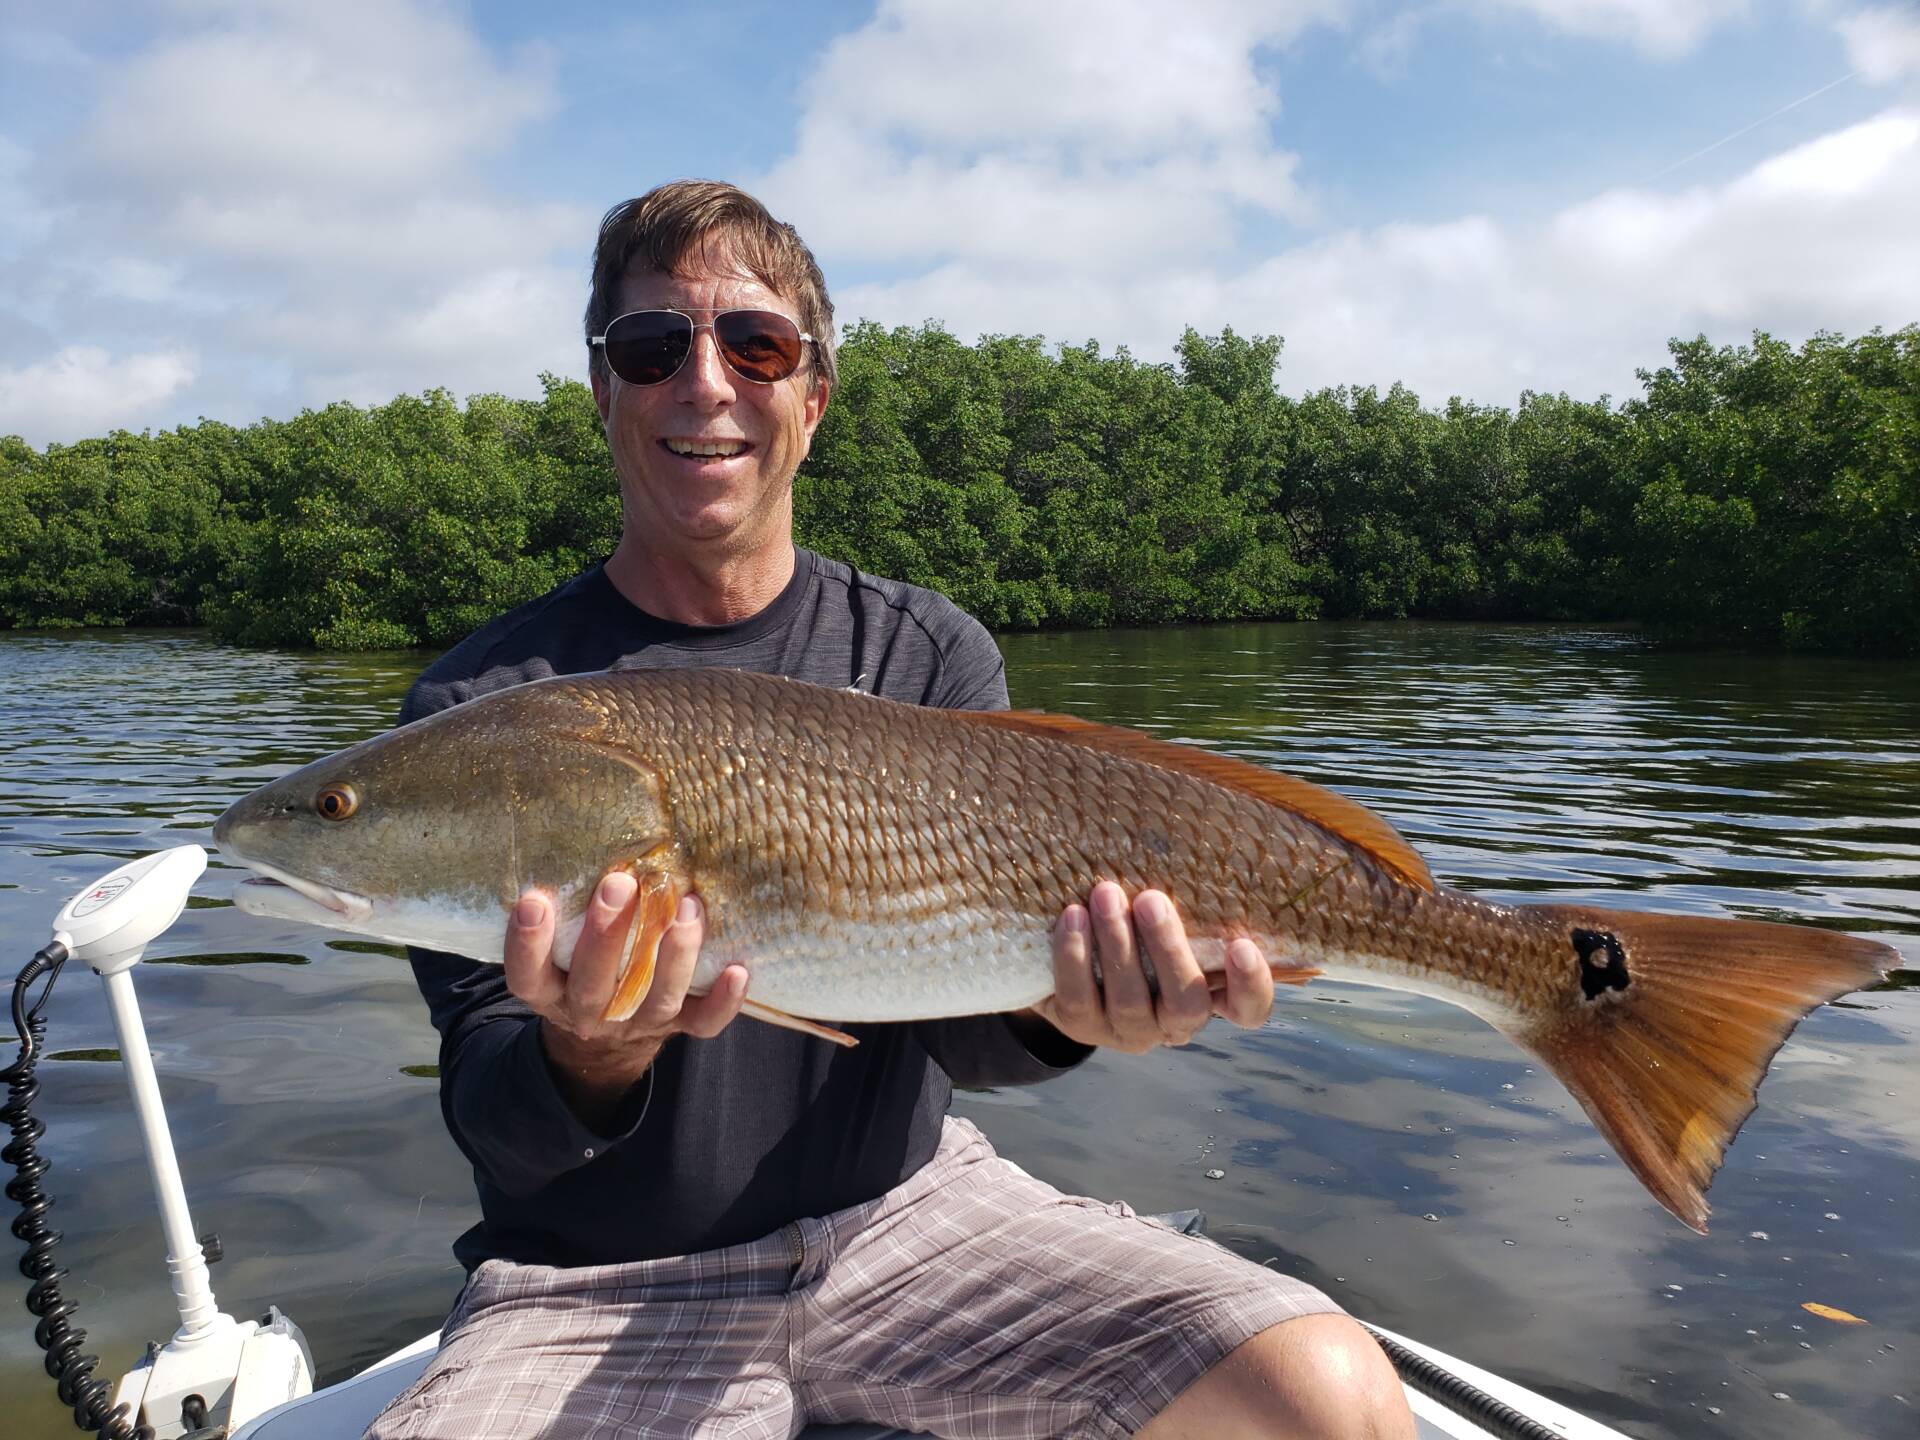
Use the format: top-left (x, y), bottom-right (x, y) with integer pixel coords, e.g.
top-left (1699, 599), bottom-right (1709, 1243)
top-left (111, 1307), bottom-right (314, 1440)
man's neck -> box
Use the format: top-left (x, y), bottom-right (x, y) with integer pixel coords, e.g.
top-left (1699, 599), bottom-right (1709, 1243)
top-left (603, 536), bottom-right (798, 627)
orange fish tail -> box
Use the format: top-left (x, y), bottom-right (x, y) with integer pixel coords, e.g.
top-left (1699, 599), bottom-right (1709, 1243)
top-left (1513, 904), bottom-right (1892, 1233)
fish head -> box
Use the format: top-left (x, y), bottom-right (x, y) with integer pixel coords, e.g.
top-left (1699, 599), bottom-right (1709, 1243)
top-left (214, 682), bottom-right (673, 960)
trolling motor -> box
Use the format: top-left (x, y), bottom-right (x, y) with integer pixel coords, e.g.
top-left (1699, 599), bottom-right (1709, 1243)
top-left (3, 847), bottom-right (313, 1440)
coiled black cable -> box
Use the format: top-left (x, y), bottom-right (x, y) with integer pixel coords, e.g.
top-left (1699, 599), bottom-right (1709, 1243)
top-left (1360, 1320), bottom-right (1567, 1440)
top-left (2, 941), bottom-right (155, 1440)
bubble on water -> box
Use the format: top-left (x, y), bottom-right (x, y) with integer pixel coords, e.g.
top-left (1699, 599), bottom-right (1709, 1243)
top-left (1204, 1168), bottom-right (1225, 1180)
top-left (1772, 1392), bottom-right (1791, 1402)
top-left (1502, 1239), bottom-right (1516, 1246)
top-left (1666, 1284), bottom-right (1685, 1291)
top-left (1749, 1230), bottom-right (1770, 1240)
top-left (1421, 1213), bottom-right (1439, 1222)
top-left (1824, 1212), bottom-right (1840, 1220)
top-left (1707, 1407), bottom-right (1721, 1415)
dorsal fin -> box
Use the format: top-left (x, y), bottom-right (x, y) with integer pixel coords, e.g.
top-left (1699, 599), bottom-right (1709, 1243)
top-left (955, 709), bottom-right (1434, 892)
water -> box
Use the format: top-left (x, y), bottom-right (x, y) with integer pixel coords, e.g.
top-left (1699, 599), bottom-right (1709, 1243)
top-left (1, 624), bottom-right (1914, 1439)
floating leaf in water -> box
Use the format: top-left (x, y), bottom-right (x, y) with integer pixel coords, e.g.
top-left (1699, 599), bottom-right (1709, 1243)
top-left (1801, 1302), bottom-right (1868, 1325)
top-left (49, 1048), bottom-right (121, 1063)
top-left (326, 939), bottom-right (410, 958)
top-left (399, 1064), bottom-right (440, 1080)
top-left (151, 951), bottom-right (308, 967)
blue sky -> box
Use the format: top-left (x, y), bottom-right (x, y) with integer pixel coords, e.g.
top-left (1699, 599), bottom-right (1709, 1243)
top-left (2, 0), bottom-right (1917, 446)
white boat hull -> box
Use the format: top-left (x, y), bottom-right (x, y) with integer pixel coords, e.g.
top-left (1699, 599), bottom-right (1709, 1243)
top-left (230, 1323), bottom-right (1631, 1440)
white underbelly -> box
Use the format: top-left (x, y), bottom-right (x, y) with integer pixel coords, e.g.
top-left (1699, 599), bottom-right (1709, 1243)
top-left (695, 910), bottom-right (1062, 1020)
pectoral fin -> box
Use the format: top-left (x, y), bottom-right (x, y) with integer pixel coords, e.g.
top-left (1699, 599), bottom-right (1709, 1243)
top-left (740, 999), bottom-right (859, 1048)
top-left (600, 862), bottom-right (689, 1023)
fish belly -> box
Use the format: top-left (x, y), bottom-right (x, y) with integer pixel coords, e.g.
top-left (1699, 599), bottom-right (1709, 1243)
top-left (697, 911), bottom-right (1060, 1021)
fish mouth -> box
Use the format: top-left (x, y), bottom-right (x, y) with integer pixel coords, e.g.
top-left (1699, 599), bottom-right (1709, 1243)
top-left (232, 860), bottom-right (374, 924)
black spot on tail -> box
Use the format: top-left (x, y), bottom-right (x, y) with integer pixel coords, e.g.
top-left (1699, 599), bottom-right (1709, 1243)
top-left (1573, 927), bottom-right (1631, 1000)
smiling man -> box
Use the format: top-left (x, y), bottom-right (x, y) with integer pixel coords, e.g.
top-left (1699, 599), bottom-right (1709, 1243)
top-left (366, 181), bottom-right (1412, 1440)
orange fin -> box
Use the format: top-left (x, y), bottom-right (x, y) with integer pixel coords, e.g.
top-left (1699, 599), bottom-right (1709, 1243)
top-left (599, 867), bottom-right (687, 1023)
top-left (1207, 964), bottom-right (1322, 994)
top-left (740, 998), bottom-right (859, 1048)
top-left (1517, 904), bottom-right (1894, 1234)
top-left (956, 709), bottom-right (1432, 892)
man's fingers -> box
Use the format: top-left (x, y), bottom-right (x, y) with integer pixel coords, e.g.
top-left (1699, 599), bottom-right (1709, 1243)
top-left (1217, 938), bottom-right (1276, 1028)
top-left (678, 963), bottom-right (748, 1039)
top-left (563, 870), bottom-right (639, 1022)
top-left (1047, 904), bottom-right (1110, 1044)
top-left (638, 894), bottom-right (704, 1023)
top-left (504, 891), bottom-right (564, 1011)
top-left (1089, 882), bottom-right (1158, 1052)
top-left (1133, 891), bottom-right (1211, 1046)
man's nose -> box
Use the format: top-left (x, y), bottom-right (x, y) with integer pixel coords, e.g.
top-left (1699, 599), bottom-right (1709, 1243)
top-left (674, 328), bottom-right (736, 401)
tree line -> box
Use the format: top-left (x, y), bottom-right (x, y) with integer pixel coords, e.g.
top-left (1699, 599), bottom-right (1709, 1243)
top-left (1, 323), bottom-right (1914, 654)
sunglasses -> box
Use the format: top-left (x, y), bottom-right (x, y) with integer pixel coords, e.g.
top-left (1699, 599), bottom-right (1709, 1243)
top-left (591, 308), bottom-right (817, 387)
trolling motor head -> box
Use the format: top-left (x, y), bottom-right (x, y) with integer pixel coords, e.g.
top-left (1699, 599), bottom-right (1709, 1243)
top-left (50, 845), bottom-right (207, 975)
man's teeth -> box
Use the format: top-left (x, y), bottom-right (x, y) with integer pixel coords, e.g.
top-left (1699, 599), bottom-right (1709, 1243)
top-left (665, 439), bottom-right (747, 457)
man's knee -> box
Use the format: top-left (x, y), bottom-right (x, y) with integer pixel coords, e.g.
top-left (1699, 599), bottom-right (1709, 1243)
top-left (1251, 1314), bottom-right (1412, 1439)
top-left (1141, 1311), bottom-right (1414, 1439)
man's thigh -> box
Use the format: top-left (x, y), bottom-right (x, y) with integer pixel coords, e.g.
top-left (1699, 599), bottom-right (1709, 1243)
top-left (798, 1120), bottom-right (1340, 1440)
top-left (363, 1256), bottom-right (799, 1440)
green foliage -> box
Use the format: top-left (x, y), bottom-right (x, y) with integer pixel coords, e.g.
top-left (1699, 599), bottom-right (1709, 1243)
top-left (1620, 329), bottom-right (1919, 651)
top-left (2, 324), bottom-right (1913, 654)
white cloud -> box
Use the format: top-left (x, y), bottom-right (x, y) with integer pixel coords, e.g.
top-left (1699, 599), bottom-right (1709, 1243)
top-left (2, 0), bottom-right (591, 445)
top-left (1483, 0), bottom-right (1750, 57)
top-left (1835, 4), bottom-right (1920, 83)
top-left (0, 346), bottom-right (198, 440)
top-left (759, 0), bottom-right (1340, 272)
top-left (832, 107), bottom-right (1920, 408)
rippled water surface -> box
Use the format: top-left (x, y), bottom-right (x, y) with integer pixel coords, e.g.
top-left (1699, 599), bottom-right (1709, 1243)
top-left (1, 625), bottom-right (1914, 1440)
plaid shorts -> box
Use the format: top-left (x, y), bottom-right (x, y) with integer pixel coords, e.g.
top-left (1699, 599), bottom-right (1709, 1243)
top-left (366, 1117), bottom-right (1338, 1440)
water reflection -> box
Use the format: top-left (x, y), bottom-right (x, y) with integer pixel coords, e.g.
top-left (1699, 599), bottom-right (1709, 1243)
top-left (0, 623), bottom-right (1913, 1440)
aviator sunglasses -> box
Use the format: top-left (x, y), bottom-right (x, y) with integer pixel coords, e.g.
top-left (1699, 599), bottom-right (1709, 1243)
top-left (591, 308), bottom-right (817, 387)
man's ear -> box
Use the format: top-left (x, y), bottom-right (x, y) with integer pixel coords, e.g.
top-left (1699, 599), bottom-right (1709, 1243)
top-left (591, 366), bottom-right (613, 426)
top-left (803, 375), bottom-right (831, 437)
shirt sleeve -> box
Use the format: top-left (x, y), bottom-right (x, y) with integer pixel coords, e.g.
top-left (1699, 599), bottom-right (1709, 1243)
top-left (926, 610), bottom-right (1010, 713)
top-left (915, 1012), bottom-right (1093, 1089)
top-left (409, 947), bottom-right (655, 1197)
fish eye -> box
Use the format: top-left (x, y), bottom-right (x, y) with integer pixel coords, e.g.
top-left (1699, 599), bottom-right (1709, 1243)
top-left (315, 783), bottom-right (359, 821)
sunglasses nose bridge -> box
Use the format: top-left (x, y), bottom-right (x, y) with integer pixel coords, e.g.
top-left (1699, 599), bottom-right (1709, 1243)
top-left (669, 321), bottom-right (737, 396)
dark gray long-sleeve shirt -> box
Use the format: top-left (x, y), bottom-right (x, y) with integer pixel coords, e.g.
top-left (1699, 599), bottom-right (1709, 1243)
top-left (402, 550), bottom-right (1091, 1269)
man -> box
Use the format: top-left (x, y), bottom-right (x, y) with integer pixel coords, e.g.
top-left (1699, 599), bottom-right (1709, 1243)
top-left (369, 181), bottom-right (1413, 1440)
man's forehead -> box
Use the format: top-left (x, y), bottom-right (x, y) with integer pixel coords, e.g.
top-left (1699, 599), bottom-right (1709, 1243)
top-left (617, 262), bottom-right (793, 312)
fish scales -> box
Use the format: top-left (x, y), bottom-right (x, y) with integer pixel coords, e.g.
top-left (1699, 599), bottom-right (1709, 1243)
top-left (215, 666), bottom-right (1896, 1230)
top-left (422, 671), bottom-right (1713, 1032)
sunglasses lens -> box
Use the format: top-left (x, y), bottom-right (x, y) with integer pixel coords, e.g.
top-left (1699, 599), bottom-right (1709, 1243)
top-left (715, 310), bottom-right (806, 382)
top-left (603, 312), bottom-right (692, 385)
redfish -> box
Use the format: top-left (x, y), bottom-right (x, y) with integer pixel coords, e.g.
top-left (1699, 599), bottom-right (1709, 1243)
top-left (213, 668), bottom-right (1894, 1231)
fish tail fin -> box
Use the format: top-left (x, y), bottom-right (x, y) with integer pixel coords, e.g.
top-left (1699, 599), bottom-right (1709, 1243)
top-left (1514, 904), bottom-right (1892, 1233)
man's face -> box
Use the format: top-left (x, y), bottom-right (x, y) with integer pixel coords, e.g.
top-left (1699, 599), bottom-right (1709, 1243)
top-left (591, 261), bottom-right (828, 560)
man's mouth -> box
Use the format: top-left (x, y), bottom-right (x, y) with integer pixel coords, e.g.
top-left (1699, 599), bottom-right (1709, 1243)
top-left (662, 438), bottom-right (750, 458)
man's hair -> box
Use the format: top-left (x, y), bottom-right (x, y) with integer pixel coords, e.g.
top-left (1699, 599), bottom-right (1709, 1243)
top-left (585, 180), bottom-right (836, 389)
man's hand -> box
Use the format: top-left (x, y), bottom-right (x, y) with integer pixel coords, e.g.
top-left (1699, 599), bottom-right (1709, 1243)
top-left (505, 871), bottom-right (748, 1126)
top-left (1029, 882), bottom-right (1275, 1053)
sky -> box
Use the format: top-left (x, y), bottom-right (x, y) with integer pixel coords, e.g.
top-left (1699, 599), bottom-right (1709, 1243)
top-left (2, 0), bottom-right (1917, 448)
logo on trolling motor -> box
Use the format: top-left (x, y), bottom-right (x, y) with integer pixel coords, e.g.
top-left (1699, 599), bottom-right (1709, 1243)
top-left (70, 876), bottom-right (133, 919)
